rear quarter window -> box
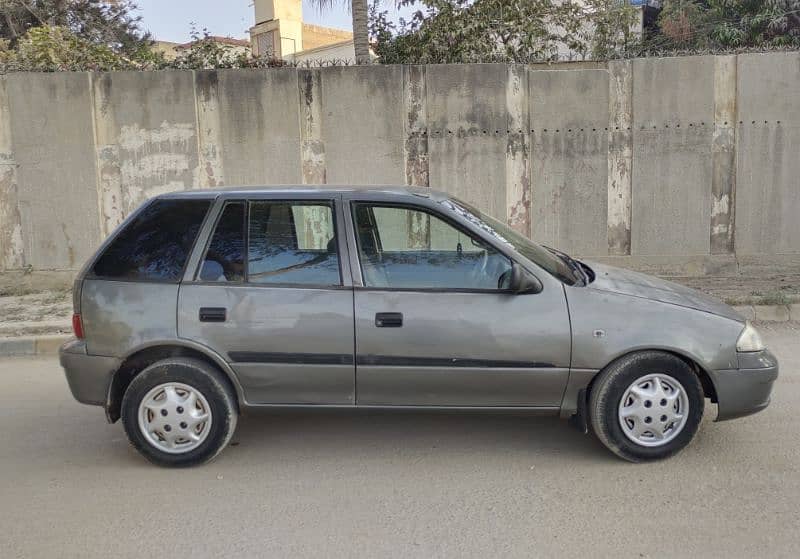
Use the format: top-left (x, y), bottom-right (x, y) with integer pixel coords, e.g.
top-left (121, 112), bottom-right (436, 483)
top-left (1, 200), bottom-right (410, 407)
top-left (91, 198), bottom-right (211, 281)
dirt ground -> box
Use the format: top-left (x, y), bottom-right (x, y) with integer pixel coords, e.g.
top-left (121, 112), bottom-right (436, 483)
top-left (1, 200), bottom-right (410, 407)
top-left (0, 289), bottom-right (73, 337)
top-left (672, 273), bottom-right (800, 305)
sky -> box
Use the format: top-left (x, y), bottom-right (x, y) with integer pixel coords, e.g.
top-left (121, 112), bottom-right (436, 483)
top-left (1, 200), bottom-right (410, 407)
top-left (133, 1), bottom-right (414, 43)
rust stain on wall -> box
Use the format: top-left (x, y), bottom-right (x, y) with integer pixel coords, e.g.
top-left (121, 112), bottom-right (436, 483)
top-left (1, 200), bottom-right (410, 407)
top-left (711, 55), bottom-right (737, 255)
top-left (506, 132), bottom-right (531, 235)
top-left (607, 60), bottom-right (633, 256)
top-left (0, 162), bottom-right (24, 269)
top-left (505, 65), bottom-right (530, 236)
top-left (299, 69), bottom-right (327, 185)
top-left (404, 65), bottom-right (429, 187)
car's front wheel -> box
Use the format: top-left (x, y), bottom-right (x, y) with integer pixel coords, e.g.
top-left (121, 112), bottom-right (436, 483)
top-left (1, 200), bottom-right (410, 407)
top-left (121, 357), bottom-right (238, 467)
top-left (589, 351), bottom-right (704, 462)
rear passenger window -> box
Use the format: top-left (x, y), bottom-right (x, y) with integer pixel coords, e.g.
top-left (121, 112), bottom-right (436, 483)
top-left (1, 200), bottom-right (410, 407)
top-left (248, 201), bottom-right (340, 286)
top-left (199, 202), bottom-right (245, 282)
top-left (92, 199), bottom-right (210, 281)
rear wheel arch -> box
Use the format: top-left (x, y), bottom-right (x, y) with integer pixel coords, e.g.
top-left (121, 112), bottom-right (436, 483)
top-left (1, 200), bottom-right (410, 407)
top-left (106, 342), bottom-right (241, 423)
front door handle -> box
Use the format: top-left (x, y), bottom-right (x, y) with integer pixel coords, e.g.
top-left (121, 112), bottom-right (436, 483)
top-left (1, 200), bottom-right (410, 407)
top-left (199, 307), bottom-right (226, 322)
top-left (375, 312), bottom-right (403, 328)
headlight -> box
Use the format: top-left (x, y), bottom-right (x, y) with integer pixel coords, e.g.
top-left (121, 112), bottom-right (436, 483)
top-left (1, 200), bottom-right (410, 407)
top-left (736, 321), bottom-right (765, 352)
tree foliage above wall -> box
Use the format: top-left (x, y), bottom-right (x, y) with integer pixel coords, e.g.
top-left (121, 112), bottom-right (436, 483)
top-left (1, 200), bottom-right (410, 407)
top-left (370, 0), bottom-right (640, 63)
top-left (0, 0), bottom-right (150, 52)
top-left (2, 0), bottom-right (800, 72)
top-left (650, 0), bottom-right (800, 51)
top-left (371, 0), bottom-right (800, 63)
top-left (0, 0), bottom-right (158, 70)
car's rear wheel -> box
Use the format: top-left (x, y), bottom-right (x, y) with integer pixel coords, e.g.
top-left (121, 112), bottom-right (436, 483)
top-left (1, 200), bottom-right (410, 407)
top-left (121, 357), bottom-right (238, 467)
top-left (589, 351), bottom-right (704, 462)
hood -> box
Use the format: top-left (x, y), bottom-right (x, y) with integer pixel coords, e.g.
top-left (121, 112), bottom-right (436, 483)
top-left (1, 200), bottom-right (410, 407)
top-left (583, 262), bottom-right (744, 322)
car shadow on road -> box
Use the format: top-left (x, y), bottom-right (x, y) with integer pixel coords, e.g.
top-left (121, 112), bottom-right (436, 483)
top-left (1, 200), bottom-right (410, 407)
top-left (220, 409), bottom-right (615, 464)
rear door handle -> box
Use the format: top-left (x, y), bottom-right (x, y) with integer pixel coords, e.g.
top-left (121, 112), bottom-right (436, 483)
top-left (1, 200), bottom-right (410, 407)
top-left (375, 312), bottom-right (403, 328)
top-left (199, 307), bottom-right (226, 322)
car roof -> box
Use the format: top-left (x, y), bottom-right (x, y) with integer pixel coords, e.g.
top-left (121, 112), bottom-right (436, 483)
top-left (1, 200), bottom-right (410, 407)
top-left (157, 185), bottom-right (452, 202)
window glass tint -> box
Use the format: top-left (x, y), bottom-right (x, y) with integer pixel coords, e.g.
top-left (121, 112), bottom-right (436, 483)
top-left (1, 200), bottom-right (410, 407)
top-left (92, 199), bottom-right (210, 281)
top-left (248, 201), bottom-right (340, 286)
top-left (199, 202), bottom-right (245, 282)
top-left (353, 204), bottom-right (512, 290)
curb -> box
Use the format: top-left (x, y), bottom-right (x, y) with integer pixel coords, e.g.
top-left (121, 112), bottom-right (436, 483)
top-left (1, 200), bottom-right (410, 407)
top-left (0, 335), bottom-right (69, 357)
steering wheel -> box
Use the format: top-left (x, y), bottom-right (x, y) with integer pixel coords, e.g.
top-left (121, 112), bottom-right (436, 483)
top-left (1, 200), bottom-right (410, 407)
top-left (498, 268), bottom-right (512, 289)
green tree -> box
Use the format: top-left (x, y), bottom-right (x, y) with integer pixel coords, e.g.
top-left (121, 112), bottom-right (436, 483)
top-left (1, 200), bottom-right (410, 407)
top-left (0, 0), bottom-right (150, 56)
top-left (370, 0), bottom-right (638, 64)
top-left (651, 0), bottom-right (800, 50)
top-left (308, 0), bottom-right (371, 63)
top-left (0, 24), bottom-right (160, 71)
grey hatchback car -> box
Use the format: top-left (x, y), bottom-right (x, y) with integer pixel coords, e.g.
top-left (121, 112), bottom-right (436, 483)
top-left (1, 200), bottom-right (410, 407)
top-left (60, 187), bottom-right (778, 466)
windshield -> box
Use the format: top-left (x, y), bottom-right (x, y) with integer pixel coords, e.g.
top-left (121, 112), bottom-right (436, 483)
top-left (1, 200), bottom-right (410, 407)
top-left (441, 198), bottom-right (580, 285)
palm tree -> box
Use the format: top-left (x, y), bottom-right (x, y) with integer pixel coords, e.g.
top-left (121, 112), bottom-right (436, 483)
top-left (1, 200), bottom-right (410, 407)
top-left (308, 0), bottom-right (370, 64)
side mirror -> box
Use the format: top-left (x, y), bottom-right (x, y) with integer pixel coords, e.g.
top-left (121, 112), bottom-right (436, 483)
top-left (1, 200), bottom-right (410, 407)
top-left (510, 262), bottom-right (543, 294)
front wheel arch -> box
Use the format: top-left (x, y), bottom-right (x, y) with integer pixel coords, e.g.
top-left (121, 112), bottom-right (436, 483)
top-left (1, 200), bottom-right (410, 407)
top-left (587, 348), bottom-right (718, 405)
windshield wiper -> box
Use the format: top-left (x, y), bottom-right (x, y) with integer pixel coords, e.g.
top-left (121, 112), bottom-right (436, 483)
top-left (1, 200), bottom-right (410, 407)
top-left (543, 246), bottom-right (588, 286)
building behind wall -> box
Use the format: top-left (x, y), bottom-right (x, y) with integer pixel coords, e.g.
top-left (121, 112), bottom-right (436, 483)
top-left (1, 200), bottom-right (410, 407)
top-left (249, 0), bottom-right (355, 63)
top-left (154, 37), bottom-right (252, 60)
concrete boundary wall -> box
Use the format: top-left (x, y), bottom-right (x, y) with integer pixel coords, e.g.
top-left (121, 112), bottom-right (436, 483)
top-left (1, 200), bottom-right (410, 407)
top-left (1, 52), bottom-right (799, 276)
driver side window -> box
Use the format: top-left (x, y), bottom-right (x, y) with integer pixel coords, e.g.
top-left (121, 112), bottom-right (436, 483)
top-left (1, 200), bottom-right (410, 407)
top-left (353, 204), bottom-right (513, 290)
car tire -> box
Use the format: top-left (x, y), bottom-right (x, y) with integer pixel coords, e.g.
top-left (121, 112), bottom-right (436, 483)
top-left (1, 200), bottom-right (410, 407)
top-left (121, 357), bottom-right (238, 467)
top-left (589, 351), bottom-right (704, 462)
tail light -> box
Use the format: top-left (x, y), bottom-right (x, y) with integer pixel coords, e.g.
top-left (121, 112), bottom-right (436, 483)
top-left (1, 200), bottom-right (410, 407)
top-left (72, 313), bottom-right (84, 339)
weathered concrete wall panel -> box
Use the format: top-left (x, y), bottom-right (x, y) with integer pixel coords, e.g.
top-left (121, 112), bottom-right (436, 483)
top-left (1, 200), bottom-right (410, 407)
top-left (735, 52), bottom-right (800, 256)
top-left (530, 69), bottom-right (609, 255)
top-left (426, 64), bottom-right (508, 218)
top-left (92, 70), bottom-right (200, 234)
top-left (736, 123), bottom-right (800, 255)
top-left (320, 66), bottom-right (406, 185)
top-left (5, 73), bottom-right (100, 269)
top-left (196, 69), bottom-right (302, 187)
top-left (632, 57), bottom-right (715, 256)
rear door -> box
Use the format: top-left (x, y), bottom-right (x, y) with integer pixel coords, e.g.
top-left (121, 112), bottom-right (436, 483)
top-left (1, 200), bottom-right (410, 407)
top-left (178, 194), bottom-right (355, 405)
top-left (347, 199), bottom-right (571, 408)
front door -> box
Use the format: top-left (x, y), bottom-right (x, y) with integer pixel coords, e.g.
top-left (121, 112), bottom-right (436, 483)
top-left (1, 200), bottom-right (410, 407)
top-left (350, 202), bottom-right (571, 407)
top-left (178, 196), bottom-right (355, 405)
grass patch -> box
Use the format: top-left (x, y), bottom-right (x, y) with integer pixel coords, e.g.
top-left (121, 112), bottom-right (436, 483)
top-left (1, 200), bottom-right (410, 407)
top-left (756, 290), bottom-right (791, 306)
top-left (726, 290), bottom-right (795, 306)
top-left (0, 285), bottom-right (44, 297)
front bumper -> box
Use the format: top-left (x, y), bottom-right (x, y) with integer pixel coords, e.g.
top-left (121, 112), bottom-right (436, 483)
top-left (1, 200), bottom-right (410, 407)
top-left (710, 349), bottom-right (779, 421)
top-left (59, 339), bottom-right (120, 406)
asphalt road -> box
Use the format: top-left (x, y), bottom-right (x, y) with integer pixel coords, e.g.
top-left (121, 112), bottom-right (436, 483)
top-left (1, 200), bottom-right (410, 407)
top-left (1, 324), bottom-right (799, 558)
